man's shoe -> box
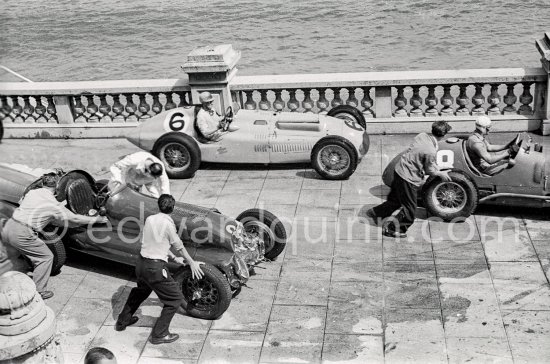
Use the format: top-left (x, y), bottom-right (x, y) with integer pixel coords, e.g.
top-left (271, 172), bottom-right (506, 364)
top-left (150, 333), bottom-right (179, 345)
top-left (115, 316), bottom-right (139, 331)
top-left (365, 209), bottom-right (378, 224)
top-left (39, 291), bottom-right (54, 300)
top-left (382, 228), bottom-right (407, 239)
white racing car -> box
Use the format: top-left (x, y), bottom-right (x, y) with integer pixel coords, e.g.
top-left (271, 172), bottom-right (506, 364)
top-left (125, 105), bottom-right (370, 180)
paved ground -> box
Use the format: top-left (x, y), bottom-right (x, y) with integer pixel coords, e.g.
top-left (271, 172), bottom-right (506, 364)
top-left (1, 133), bottom-right (549, 364)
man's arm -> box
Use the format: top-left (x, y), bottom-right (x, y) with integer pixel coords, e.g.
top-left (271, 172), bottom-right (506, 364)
top-left (486, 141), bottom-right (509, 152)
top-left (53, 205), bottom-right (108, 227)
top-left (167, 222), bottom-right (203, 279)
top-left (110, 153), bottom-right (142, 184)
top-left (471, 142), bottom-right (509, 164)
top-left (423, 153), bottom-right (452, 182)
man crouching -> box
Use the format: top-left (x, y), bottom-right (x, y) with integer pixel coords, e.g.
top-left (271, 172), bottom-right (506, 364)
top-left (115, 194), bottom-right (203, 344)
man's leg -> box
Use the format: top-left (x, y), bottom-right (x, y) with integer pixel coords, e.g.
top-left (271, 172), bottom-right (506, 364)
top-left (118, 260), bottom-right (152, 326)
top-left (371, 172), bottom-right (402, 220)
top-left (150, 270), bottom-right (184, 338)
top-left (6, 222), bottom-right (53, 292)
top-left (393, 177), bottom-right (418, 233)
top-left (483, 160), bottom-right (510, 176)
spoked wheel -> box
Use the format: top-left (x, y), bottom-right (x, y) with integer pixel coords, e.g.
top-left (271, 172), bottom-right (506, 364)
top-left (152, 133), bottom-right (201, 179)
top-left (312, 137), bottom-right (357, 180)
top-left (180, 263), bottom-right (231, 320)
top-left (423, 171), bottom-right (478, 221)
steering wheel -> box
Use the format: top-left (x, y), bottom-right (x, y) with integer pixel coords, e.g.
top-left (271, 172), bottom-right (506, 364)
top-left (508, 133), bottom-right (523, 159)
top-left (223, 106), bottom-right (234, 131)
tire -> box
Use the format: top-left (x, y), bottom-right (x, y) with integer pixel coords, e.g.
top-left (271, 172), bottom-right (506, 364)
top-left (423, 171), bottom-right (478, 221)
top-left (180, 263), bottom-right (232, 320)
top-left (236, 208), bottom-right (287, 261)
top-left (152, 133), bottom-right (201, 179)
top-left (45, 240), bottom-right (66, 276)
top-left (327, 105), bottom-right (366, 129)
top-left (311, 136), bottom-right (358, 180)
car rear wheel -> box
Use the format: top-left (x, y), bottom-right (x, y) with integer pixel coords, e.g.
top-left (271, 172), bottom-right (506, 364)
top-left (40, 227), bottom-right (66, 276)
top-left (236, 208), bottom-right (287, 260)
top-left (153, 134), bottom-right (201, 179)
top-left (312, 137), bottom-right (357, 180)
top-left (423, 172), bottom-right (478, 221)
top-left (327, 105), bottom-right (366, 129)
top-left (180, 263), bottom-right (232, 320)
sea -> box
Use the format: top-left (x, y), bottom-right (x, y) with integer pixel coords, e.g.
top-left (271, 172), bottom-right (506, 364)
top-left (0, 0), bottom-right (549, 82)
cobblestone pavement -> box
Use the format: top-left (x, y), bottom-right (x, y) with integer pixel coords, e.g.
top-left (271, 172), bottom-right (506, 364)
top-left (1, 133), bottom-right (549, 364)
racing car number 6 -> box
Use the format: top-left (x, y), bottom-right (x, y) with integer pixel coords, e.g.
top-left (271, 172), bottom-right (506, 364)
top-left (165, 112), bottom-right (186, 132)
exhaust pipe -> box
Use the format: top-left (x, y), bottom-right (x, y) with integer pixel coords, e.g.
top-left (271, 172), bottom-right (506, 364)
top-left (479, 193), bottom-right (550, 203)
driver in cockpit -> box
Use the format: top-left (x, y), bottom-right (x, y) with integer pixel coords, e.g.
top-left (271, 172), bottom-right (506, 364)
top-left (196, 91), bottom-right (237, 141)
top-left (466, 116), bottom-right (517, 176)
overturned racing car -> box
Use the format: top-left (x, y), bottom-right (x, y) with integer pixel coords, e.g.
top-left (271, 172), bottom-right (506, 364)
top-left (383, 133), bottom-right (549, 221)
top-left (125, 104), bottom-right (370, 180)
top-left (0, 164), bottom-right (287, 319)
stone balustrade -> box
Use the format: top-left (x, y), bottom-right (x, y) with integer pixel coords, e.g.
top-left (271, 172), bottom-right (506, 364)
top-left (230, 68), bottom-right (547, 134)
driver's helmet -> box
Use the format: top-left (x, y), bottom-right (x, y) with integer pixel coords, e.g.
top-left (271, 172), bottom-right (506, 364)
top-left (199, 91), bottom-right (214, 104)
top-left (475, 115), bottom-right (492, 128)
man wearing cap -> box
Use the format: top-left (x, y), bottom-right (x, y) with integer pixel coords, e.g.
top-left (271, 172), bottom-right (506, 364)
top-left (109, 151), bottom-right (170, 198)
top-left (1, 173), bottom-right (108, 299)
top-left (196, 91), bottom-right (236, 141)
top-left (368, 121), bottom-right (453, 238)
top-left (466, 116), bottom-right (516, 176)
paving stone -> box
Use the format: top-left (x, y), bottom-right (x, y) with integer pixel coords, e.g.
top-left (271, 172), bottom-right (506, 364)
top-left (45, 273), bottom-right (85, 315)
top-left (275, 277), bottom-right (330, 306)
top-left (326, 281), bottom-right (384, 335)
top-left (532, 240), bottom-right (550, 261)
top-left (212, 279), bottom-right (276, 331)
top-left (429, 217), bottom-right (480, 241)
top-left (446, 337), bottom-right (513, 364)
top-left (508, 337), bottom-right (550, 364)
top-left (322, 334), bottom-right (384, 363)
top-left (332, 261), bottom-right (384, 282)
top-left (336, 215), bottom-right (382, 240)
top-left (295, 189), bottom-right (340, 219)
top-left (493, 281), bottom-right (550, 311)
top-left (214, 189), bottom-right (261, 217)
top-left (440, 283), bottom-right (506, 338)
top-left (382, 219), bottom-right (432, 245)
top-left (301, 170), bottom-right (343, 190)
top-left (286, 219), bottom-right (336, 260)
top-left (502, 310), bottom-right (550, 341)
top-left (261, 305), bottom-right (325, 363)
top-left (436, 263), bottom-right (492, 284)
top-left (280, 257), bottom-right (332, 281)
top-left (57, 297), bottom-right (113, 354)
top-left (482, 227), bottom-right (538, 262)
top-left (383, 237), bottom-right (433, 261)
top-left (141, 328), bottom-right (208, 361)
top-left (384, 262), bottom-right (439, 308)
top-left (222, 175), bottom-right (266, 192)
top-left (522, 215), bottom-right (550, 240)
top-left (490, 262), bottom-right (548, 284)
top-left (199, 330), bottom-right (264, 364)
top-left (385, 308), bottom-right (444, 341)
top-left (384, 338), bottom-right (448, 364)
top-left (138, 357), bottom-right (196, 364)
top-left (71, 271), bottom-right (130, 300)
top-left (432, 240), bottom-right (486, 264)
top-left (333, 240), bottom-right (383, 262)
top-left (91, 325), bottom-right (152, 363)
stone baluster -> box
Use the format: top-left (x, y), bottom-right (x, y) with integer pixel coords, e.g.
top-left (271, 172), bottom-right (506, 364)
top-left (440, 86), bottom-right (454, 116)
top-left (35, 97), bottom-right (47, 123)
top-left (178, 92), bottom-right (190, 107)
top-left (287, 89), bottom-right (299, 112)
top-left (273, 90), bottom-right (285, 112)
top-left (165, 93), bottom-right (177, 110)
top-left (346, 87), bottom-right (358, 108)
top-left (409, 86), bottom-right (423, 116)
top-left (361, 87), bottom-right (375, 117)
top-left (518, 82), bottom-right (534, 115)
top-left (0, 96), bottom-right (12, 122)
top-left (471, 84), bottom-right (486, 115)
top-left (424, 86), bottom-right (439, 116)
top-left (151, 93), bottom-right (163, 115)
top-left (331, 88), bottom-right (343, 108)
top-left (22, 96), bottom-right (36, 123)
top-left (12, 97), bottom-right (24, 123)
top-left (317, 88), bottom-right (330, 113)
top-left (73, 96), bottom-right (86, 123)
top-left (456, 85), bottom-right (470, 115)
top-left (394, 86), bottom-right (408, 117)
top-left (99, 95), bottom-right (112, 123)
top-left (502, 84), bottom-right (517, 115)
top-left (125, 94), bottom-right (138, 122)
top-left (138, 94), bottom-right (151, 120)
top-left (86, 95), bottom-right (99, 123)
top-left (112, 94), bottom-right (125, 122)
top-left (244, 91), bottom-right (257, 110)
top-left (302, 89), bottom-right (314, 113)
top-left (45, 96), bottom-right (57, 123)
top-left (487, 84), bottom-right (501, 115)
top-left (258, 90), bottom-right (271, 111)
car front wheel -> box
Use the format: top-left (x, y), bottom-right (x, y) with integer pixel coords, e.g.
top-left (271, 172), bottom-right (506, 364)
top-left (236, 208), bottom-right (287, 261)
top-left (179, 263), bottom-right (232, 320)
top-left (153, 134), bottom-right (201, 179)
top-left (423, 171), bottom-right (478, 221)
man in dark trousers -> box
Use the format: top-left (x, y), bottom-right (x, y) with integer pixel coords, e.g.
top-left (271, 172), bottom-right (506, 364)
top-left (115, 194), bottom-right (203, 345)
top-left (368, 120), bottom-right (452, 238)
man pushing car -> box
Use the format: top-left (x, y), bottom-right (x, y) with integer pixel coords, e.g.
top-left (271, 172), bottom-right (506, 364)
top-left (109, 151), bottom-right (170, 198)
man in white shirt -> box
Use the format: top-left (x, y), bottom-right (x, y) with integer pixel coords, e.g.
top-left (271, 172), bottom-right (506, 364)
top-left (115, 194), bottom-right (203, 345)
top-left (195, 91), bottom-right (238, 141)
top-left (1, 173), bottom-right (108, 299)
top-left (109, 151), bottom-right (170, 198)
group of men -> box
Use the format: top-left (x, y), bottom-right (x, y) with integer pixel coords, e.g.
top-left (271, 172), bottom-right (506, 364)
top-left (1, 151), bottom-right (203, 344)
top-left (368, 115), bottom-right (517, 237)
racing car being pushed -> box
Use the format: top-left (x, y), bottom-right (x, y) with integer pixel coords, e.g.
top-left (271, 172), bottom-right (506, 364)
top-left (0, 164), bottom-right (287, 319)
top-left (125, 104), bottom-right (370, 180)
top-left (383, 133), bottom-right (549, 221)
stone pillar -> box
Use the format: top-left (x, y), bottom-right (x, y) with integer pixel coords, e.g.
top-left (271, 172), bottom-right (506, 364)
top-left (536, 32), bottom-right (550, 135)
top-left (181, 44), bottom-right (241, 114)
top-left (0, 272), bottom-right (63, 363)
